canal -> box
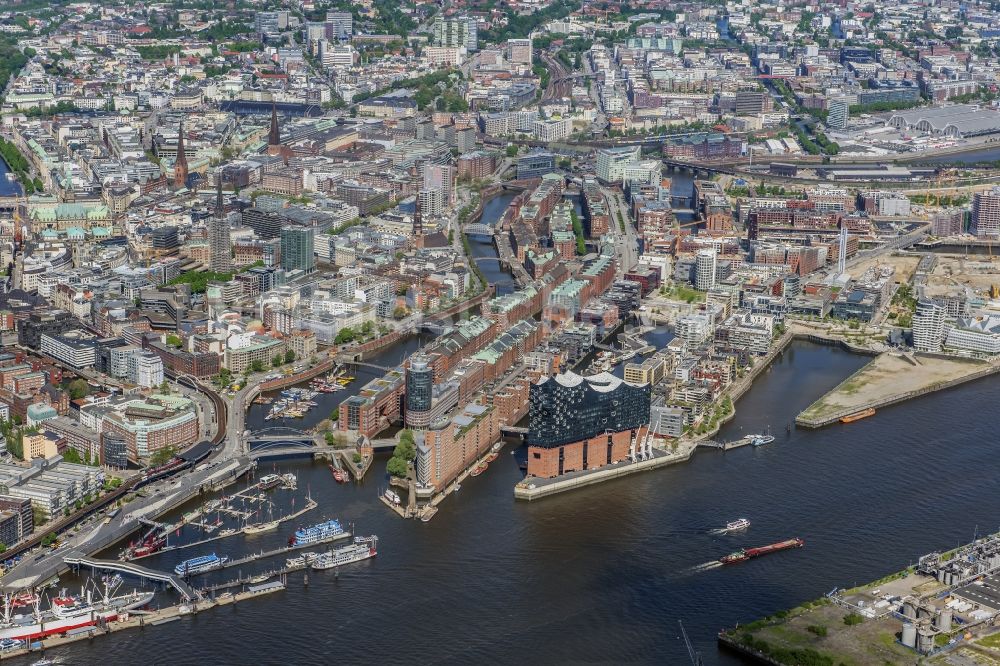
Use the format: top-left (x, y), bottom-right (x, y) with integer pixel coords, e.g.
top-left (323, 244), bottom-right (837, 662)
top-left (0, 155), bottom-right (22, 197)
top-left (244, 332), bottom-right (436, 432)
top-left (61, 340), bottom-right (1000, 664)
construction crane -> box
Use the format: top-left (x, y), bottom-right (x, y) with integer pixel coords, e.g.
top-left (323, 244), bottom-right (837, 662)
top-left (679, 621), bottom-right (704, 666)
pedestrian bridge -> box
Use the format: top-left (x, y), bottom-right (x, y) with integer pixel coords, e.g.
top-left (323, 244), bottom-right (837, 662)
top-left (63, 552), bottom-right (197, 600)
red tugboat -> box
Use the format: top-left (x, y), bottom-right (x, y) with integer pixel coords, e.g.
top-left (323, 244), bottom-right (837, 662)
top-left (329, 464), bottom-right (346, 483)
top-left (720, 538), bottom-right (804, 565)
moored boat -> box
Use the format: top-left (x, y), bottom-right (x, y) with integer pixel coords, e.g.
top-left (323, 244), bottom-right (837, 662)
top-left (841, 407), bottom-right (876, 423)
top-left (292, 520), bottom-right (344, 546)
top-left (311, 536), bottom-right (377, 570)
top-left (259, 474), bottom-right (282, 489)
top-left (244, 520), bottom-right (279, 535)
top-left (174, 553), bottom-right (228, 576)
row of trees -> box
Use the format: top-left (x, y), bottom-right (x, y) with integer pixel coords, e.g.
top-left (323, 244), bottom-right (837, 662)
top-left (0, 137), bottom-right (42, 195)
top-left (334, 321), bottom-right (375, 345)
top-left (387, 430), bottom-right (416, 477)
top-left (570, 209), bottom-right (586, 255)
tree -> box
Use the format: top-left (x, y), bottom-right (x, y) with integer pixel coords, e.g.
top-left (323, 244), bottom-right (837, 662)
top-left (324, 431), bottom-right (335, 446)
top-left (159, 380), bottom-right (170, 395)
top-left (386, 456), bottom-right (408, 477)
top-left (505, 145), bottom-right (518, 157)
top-left (63, 448), bottom-right (82, 464)
top-left (360, 321), bottom-right (374, 337)
top-left (67, 379), bottom-right (90, 400)
top-left (32, 506), bottom-right (45, 526)
top-left (393, 306), bottom-right (408, 320)
top-left (395, 430), bottom-right (416, 460)
top-left (250, 359), bottom-right (265, 373)
top-left (272, 354), bottom-right (283, 368)
top-left (284, 349), bottom-right (296, 364)
top-left (334, 327), bottom-right (356, 345)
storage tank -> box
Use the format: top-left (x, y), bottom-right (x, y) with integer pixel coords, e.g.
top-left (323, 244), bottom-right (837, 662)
top-left (938, 570), bottom-right (947, 583)
top-left (937, 608), bottom-right (953, 632)
top-left (902, 601), bottom-right (917, 619)
top-left (901, 622), bottom-right (917, 648)
top-left (917, 628), bottom-right (935, 654)
top-left (918, 605), bottom-right (934, 620)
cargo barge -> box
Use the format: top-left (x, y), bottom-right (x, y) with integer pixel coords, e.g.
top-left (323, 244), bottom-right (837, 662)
top-left (840, 407), bottom-right (875, 423)
top-left (720, 538), bottom-right (804, 564)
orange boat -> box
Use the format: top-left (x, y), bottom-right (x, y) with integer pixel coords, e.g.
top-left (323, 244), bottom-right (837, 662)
top-left (841, 407), bottom-right (875, 423)
top-left (470, 462), bottom-right (489, 477)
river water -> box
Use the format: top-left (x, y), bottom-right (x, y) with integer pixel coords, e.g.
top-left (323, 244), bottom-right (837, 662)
top-left (0, 156), bottom-right (22, 196)
top-left (51, 340), bottom-right (1000, 665)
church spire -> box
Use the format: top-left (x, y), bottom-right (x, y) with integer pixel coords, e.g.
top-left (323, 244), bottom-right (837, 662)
top-left (174, 121), bottom-right (188, 189)
top-left (268, 102), bottom-right (280, 147)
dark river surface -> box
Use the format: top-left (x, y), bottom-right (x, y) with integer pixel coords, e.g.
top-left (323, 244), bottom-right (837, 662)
top-left (45, 340), bottom-right (1000, 665)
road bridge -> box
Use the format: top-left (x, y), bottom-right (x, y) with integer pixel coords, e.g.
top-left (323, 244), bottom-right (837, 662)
top-left (464, 223), bottom-right (493, 236)
top-left (63, 552), bottom-right (197, 600)
top-left (499, 425), bottom-right (528, 435)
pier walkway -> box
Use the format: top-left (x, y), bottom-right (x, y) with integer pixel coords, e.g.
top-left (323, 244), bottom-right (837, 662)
top-left (183, 531), bottom-right (351, 576)
top-left (130, 499), bottom-right (319, 561)
top-left (696, 437), bottom-right (764, 451)
top-left (63, 552), bottom-right (197, 600)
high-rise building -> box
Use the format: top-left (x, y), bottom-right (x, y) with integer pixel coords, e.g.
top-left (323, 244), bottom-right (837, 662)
top-left (694, 249), bottom-right (717, 291)
top-left (912, 300), bottom-right (945, 352)
top-left (405, 355), bottom-right (434, 426)
top-left (596, 146), bottom-right (641, 184)
top-left (417, 188), bottom-right (446, 218)
top-left (972, 188), bottom-right (1000, 238)
top-left (734, 90), bottom-right (769, 115)
top-left (325, 11), bottom-right (353, 39)
top-left (827, 97), bottom-right (850, 130)
top-left (255, 10), bottom-right (289, 39)
top-left (422, 164), bottom-right (456, 205)
top-left (280, 226), bottom-right (315, 274)
top-left (209, 182), bottom-right (233, 272)
top-left (433, 16), bottom-right (477, 51)
top-left (527, 372), bottom-right (650, 478)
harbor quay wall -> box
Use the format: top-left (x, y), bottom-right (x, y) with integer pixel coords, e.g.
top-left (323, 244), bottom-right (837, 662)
top-left (5, 585), bottom-right (285, 660)
top-left (514, 446), bottom-right (697, 500)
top-left (716, 633), bottom-right (785, 665)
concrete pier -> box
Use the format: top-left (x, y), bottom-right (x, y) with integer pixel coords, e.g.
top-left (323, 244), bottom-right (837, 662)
top-left (796, 352), bottom-right (1000, 428)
